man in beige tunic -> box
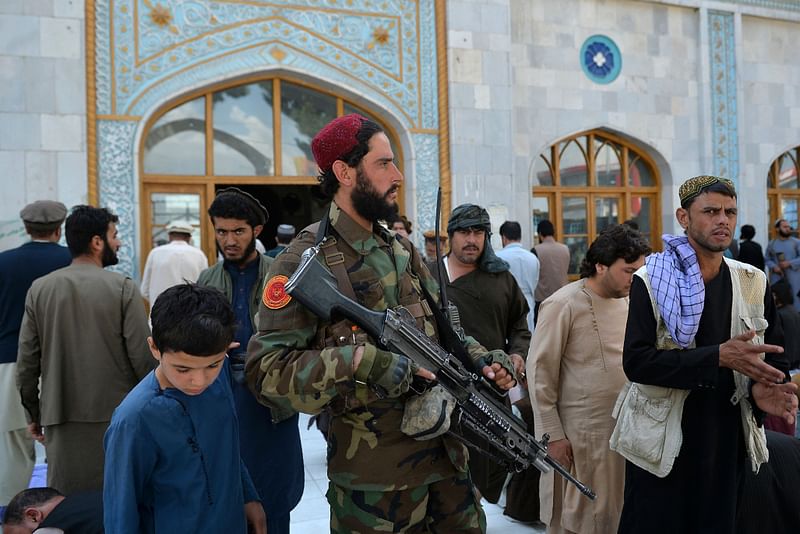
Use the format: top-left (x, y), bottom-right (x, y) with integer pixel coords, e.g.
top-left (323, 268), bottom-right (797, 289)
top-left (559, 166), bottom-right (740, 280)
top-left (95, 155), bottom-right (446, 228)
top-left (16, 205), bottom-right (153, 494)
top-left (528, 224), bottom-right (649, 533)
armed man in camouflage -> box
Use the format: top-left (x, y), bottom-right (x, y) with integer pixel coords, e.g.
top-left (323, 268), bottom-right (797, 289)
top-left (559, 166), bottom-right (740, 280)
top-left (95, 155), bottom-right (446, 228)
top-left (246, 114), bottom-right (519, 533)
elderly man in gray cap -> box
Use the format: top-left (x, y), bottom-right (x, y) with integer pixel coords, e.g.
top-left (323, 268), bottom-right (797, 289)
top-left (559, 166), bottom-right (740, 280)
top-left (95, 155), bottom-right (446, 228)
top-left (0, 201), bottom-right (72, 510)
top-left (140, 219), bottom-right (208, 307)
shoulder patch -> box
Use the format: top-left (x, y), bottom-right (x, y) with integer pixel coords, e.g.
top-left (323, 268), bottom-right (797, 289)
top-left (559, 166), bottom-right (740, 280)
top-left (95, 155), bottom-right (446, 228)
top-left (263, 275), bottom-right (292, 309)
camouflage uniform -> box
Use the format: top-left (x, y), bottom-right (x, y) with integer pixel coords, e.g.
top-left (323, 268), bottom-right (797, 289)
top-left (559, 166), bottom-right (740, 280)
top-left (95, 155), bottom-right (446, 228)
top-left (247, 203), bottom-right (487, 533)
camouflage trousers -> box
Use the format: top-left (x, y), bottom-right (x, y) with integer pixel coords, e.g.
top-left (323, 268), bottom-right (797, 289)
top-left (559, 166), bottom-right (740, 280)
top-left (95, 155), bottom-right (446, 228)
top-left (327, 471), bottom-right (486, 533)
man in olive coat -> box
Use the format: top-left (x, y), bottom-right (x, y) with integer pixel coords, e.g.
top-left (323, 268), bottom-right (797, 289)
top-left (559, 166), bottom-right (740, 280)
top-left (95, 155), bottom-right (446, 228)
top-left (16, 205), bottom-right (153, 494)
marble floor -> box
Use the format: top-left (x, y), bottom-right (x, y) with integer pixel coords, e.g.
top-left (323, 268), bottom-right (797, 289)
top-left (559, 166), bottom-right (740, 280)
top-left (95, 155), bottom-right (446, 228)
top-left (26, 415), bottom-right (545, 533)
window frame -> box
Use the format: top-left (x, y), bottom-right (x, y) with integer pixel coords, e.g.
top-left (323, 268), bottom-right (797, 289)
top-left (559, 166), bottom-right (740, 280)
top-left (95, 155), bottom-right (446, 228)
top-left (532, 130), bottom-right (661, 278)
top-left (138, 74), bottom-right (404, 273)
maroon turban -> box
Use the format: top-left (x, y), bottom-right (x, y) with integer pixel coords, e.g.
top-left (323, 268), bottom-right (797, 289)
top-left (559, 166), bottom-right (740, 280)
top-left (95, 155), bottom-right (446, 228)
top-left (311, 114), bottom-right (367, 173)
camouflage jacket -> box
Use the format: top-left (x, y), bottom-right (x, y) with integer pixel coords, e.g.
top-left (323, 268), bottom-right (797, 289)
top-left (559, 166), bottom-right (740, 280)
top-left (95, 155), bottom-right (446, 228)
top-left (246, 202), bottom-right (489, 491)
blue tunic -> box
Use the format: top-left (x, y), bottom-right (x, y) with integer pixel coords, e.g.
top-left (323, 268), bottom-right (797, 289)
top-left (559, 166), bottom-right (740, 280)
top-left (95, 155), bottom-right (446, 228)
top-left (103, 362), bottom-right (258, 534)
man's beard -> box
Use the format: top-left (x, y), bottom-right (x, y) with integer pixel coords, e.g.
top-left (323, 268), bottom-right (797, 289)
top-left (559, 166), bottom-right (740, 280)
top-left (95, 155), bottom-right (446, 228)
top-left (351, 168), bottom-right (399, 223)
top-left (101, 238), bottom-right (119, 267)
top-left (779, 228), bottom-right (792, 238)
top-left (219, 236), bottom-right (257, 266)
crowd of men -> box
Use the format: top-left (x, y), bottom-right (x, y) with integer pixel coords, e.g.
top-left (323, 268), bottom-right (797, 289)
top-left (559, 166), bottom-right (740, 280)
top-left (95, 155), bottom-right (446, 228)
top-left (1, 113), bottom-right (799, 534)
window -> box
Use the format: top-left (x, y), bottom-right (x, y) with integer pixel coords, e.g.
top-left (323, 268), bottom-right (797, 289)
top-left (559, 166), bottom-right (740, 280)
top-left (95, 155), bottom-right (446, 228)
top-left (767, 148), bottom-right (800, 238)
top-left (140, 76), bottom-right (400, 270)
top-left (531, 130), bottom-right (660, 277)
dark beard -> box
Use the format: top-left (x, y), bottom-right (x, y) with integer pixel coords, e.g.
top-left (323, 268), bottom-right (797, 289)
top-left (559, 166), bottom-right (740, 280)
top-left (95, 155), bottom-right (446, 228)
top-left (351, 167), bottom-right (399, 223)
top-left (101, 238), bottom-right (119, 267)
top-left (779, 229), bottom-right (792, 238)
top-left (219, 236), bottom-right (258, 266)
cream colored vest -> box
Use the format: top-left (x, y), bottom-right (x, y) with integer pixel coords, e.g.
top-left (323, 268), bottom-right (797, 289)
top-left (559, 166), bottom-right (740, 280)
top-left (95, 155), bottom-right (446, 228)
top-left (609, 258), bottom-right (769, 477)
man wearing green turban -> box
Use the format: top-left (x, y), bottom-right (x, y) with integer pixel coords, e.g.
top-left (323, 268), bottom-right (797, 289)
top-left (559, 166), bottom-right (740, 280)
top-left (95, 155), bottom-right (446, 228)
top-left (429, 203), bottom-right (531, 504)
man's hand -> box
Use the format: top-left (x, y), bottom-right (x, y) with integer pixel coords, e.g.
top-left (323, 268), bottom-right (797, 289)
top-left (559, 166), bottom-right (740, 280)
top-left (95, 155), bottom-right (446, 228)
top-left (244, 501), bottom-right (267, 534)
top-left (509, 353), bottom-right (526, 383)
top-left (481, 349), bottom-right (517, 390)
top-left (353, 345), bottom-right (435, 381)
top-left (772, 266), bottom-right (783, 274)
top-left (779, 260), bottom-right (792, 270)
top-left (547, 438), bottom-right (573, 470)
top-left (482, 362), bottom-right (516, 390)
top-left (719, 331), bottom-right (786, 385)
top-left (752, 381), bottom-right (799, 425)
top-left (27, 422), bottom-right (44, 442)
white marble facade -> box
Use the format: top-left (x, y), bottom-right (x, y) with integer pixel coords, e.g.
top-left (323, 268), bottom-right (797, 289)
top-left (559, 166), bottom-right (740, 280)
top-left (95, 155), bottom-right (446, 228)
top-left (3, 0), bottom-right (800, 260)
top-left (0, 0), bottom-right (87, 251)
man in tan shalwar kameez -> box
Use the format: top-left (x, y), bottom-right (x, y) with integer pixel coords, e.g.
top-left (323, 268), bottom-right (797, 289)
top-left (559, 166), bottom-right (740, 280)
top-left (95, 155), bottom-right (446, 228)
top-left (528, 225), bottom-right (650, 534)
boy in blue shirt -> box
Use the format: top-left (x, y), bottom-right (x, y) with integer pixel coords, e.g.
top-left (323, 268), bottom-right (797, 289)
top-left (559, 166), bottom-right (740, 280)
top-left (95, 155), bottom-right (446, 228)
top-left (103, 284), bottom-right (266, 533)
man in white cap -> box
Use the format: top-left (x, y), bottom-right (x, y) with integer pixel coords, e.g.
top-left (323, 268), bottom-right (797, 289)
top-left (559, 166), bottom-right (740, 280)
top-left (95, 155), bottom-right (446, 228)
top-left (265, 224), bottom-right (296, 258)
top-left (140, 220), bottom-right (208, 307)
top-left (0, 201), bottom-right (72, 514)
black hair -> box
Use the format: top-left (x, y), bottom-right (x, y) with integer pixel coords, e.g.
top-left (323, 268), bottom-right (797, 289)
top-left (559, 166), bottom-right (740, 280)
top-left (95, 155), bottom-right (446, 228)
top-left (150, 284), bottom-right (236, 356)
top-left (622, 219), bottom-right (640, 231)
top-left (580, 224), bottom-right (651, 278)
top-left (499, 221), bottom-right (522, 241)
top-left (64, 205), bottom-right (119, 258)
top-left (318, 119), bottom-right (384, 199)
top-left (775, 219), bottom-right (786, 229)
top-left (740, 224), bottom-right (755, 240)
top-left (208, 190), bottom-right (267, 228)
top-left (3, 487), bottom-right (63, 525)
top-left (537, 219), bottom-right (555, 237)
top-left (772, 279), bottom-right (794, 307)
top-left (681, 182), bottom-right (737, 209)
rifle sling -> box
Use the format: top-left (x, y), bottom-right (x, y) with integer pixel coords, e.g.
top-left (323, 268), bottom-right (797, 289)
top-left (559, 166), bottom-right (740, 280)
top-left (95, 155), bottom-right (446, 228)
top-left (313, 215), bottom-right (357, 301)
top-left (418, 282), bottom-right (480, 375)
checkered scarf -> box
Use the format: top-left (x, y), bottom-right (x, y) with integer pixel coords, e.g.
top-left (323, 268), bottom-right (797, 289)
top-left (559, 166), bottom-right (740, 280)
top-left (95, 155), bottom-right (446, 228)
top-left (645, 234), bottom-right (705, 348)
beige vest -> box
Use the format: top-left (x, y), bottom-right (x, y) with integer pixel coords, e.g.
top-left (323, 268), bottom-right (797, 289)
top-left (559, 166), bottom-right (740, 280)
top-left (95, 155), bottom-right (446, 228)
top-left (609, 258), bottom-right (769, 477)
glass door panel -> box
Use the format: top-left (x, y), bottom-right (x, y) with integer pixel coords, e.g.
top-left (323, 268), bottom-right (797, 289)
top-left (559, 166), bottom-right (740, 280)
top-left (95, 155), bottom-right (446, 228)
top-left (531, 156), bottom-right (554, 186)
top-left (562, 196), bottom-right (588, 275)
top-left (594, 197), bottom-right (619, 233)
top-left (595, 142), bottom-right (622, 187)
top-left (780, 197), bottom-right (799, 233)
top-left (559, 140), bottom-right (588, 186)
top-left (141, 184), bottom-right (210, 271)
top-left (629, 195), bottom-right (654, 241)
top-left (143, 97), bottom-right (206, 175)
top-left (778, 154), bottom-right (798, 189)
top-left (212, 82), bottom-right (275, 175)
top-left (532, 196), bottom-right (551, 233)
top-left (280, 82), bottom-right (337, 176)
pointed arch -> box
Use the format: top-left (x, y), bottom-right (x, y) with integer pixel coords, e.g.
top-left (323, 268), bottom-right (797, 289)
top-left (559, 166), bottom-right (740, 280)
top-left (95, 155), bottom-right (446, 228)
top-left (531, 128), bottom-right (662, 277)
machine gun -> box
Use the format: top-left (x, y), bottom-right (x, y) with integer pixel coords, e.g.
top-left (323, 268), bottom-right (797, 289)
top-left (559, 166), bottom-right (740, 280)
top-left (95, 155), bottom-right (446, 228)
top-left (285, 244), bottom-right (597, 501)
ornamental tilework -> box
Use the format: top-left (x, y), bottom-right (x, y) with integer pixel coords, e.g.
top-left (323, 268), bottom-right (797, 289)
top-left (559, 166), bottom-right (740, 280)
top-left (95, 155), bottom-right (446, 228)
top-left (95, 0), bottom-right (439, 130)
top-left (412, 132), bottom-right (439, 240)
top-left (93, 1), bottom-right (444, 274)
top-left (708, 10), bottom-right (739, 184)
top-left (732, 0), bottom-right (800, 12)
top-left (98, 120), bottom-right (139, 278)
